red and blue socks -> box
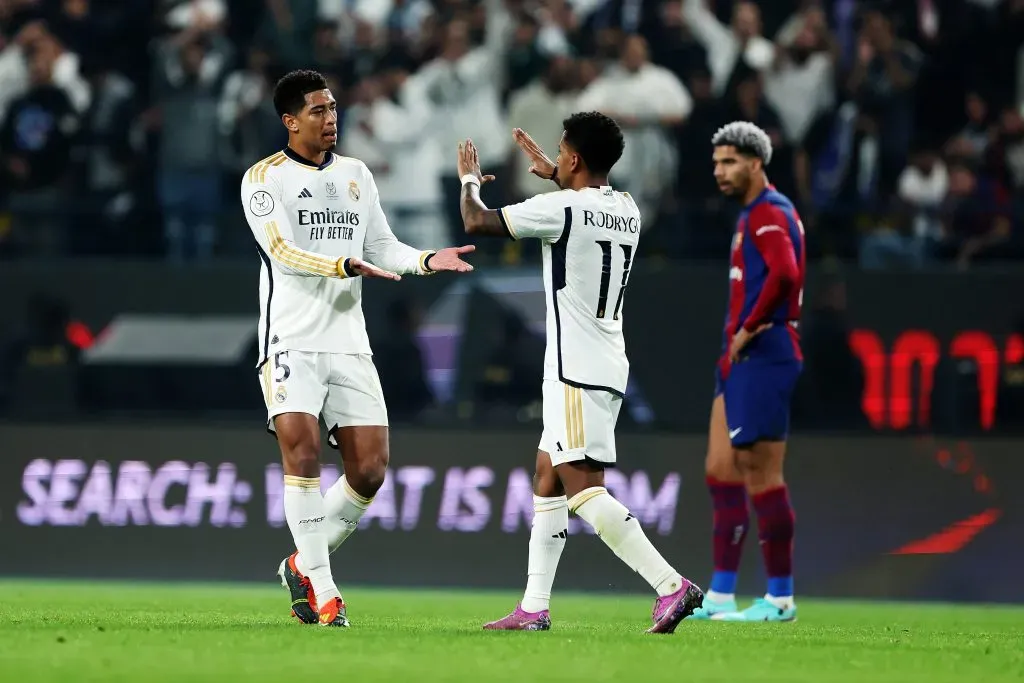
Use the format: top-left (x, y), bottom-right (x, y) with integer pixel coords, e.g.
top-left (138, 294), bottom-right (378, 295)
top-left (751, 485), bottom-right (795, 599)
top-left (707, 477), bottom-right (749, 599)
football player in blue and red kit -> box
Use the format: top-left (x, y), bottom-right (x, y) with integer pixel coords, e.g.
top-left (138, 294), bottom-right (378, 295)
top-left (690, 122), bottom-right (805, 622)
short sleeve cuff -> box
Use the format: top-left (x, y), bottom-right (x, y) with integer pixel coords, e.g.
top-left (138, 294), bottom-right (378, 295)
top-left (497, 208), bottom-right (517, 240)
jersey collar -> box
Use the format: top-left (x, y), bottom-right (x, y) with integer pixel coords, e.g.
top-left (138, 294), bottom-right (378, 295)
top-left (284, 146), bottom-right (334, 171)
top-left (744, 184), bottom-right (772, 209)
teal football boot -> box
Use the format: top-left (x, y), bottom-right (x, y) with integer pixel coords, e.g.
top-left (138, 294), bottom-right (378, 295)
top-left (715, 597), bottom-right (797, 622)
top-left (688, 596), bottom-right (738, 620)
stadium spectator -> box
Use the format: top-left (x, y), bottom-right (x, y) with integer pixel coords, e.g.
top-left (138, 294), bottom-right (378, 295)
top-left (945, 91), bottom-right (995, 163)
top-left (341, 59), bottom-right (446, 250)
top-left (417, 9), bottom-right (510, 244)
top-left (219, 44), bottom-right (283, 177)
top-left (724, 68), bottom-right (790, 197)
top-left (861, 145), bottom-right (948, 269)
top-left (844, 9), bottom-right (921, 199)
top-left (504, 12), bottom-right (548, 95)
top-left (644, 0), bottom-right (708, 88)
top-left (0, 35), bottom-right (80, 255)
top-left (938, 161), bottom-right (1012, 268)
top-left (763, 5), bottom-right (835, 151)
top-left (667, 66), bottom-right (726, 258)
top-left (577, 33), bottom-right (690, 222)
top-left (76, 53), bottom-right (143, 256)
top-left (989, 105), bottom-right (1024, 202)
top-left (0, 18), bottom-right (90, 120)
top-left (681, 0), bottom-right (775, 98)
top-left (506, 54), bottom-right (577, 202)
top-left (153, 9), bottom-right (232, 262)
top-left (256, 0), bottom-right (317, 70)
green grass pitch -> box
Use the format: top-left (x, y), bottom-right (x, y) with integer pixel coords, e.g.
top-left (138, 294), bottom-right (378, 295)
top-left (1, 581), bottom-right (1022, 683)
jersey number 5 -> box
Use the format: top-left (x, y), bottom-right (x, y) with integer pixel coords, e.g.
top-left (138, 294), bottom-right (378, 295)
top-left (594, 240), bottom-right (633, 320)
top-left (273, 351), bottom-right (291, 382)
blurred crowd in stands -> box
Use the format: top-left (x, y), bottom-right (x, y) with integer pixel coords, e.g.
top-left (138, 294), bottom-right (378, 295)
top-left (0, 0), bottom-right (1022, 268)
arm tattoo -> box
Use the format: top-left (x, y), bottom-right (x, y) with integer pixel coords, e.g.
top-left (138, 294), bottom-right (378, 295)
top-left (460, 182), bottom-right (512, 238)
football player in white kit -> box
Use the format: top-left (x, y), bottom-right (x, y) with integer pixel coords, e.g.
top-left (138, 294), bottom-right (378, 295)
top-left (241, 70), bottom-right (475, 627)
top-left (458, 113), bottom-right (704, 634)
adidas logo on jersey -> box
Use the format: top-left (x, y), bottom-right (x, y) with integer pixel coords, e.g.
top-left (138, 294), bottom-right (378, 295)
top-left (298, 188), bottom-right (313, 199)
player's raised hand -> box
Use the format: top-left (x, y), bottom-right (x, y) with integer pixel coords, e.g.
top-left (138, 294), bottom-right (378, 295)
top-left (427, 245), bottom-right (476, 273)
top-left (346, 257), bottom-right (401, 281)
top-left (512, 128), bottom-right (556, 180)
top-left (457, 139), bottom-right (495, 184)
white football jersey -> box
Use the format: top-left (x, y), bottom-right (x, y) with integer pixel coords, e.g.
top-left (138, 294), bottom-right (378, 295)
top-left (500, 186), bottom-right (640, 396)
top-left (241, 148), bottom-right (434, 367)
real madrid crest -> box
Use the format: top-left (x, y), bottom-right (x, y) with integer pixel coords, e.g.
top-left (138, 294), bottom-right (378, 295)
top-left (348, 180), bottom-right (360, 202)
top-left (275, 385), bottom-right (288, 403)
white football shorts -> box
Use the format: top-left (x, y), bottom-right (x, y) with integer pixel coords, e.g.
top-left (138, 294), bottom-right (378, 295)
top-left (539, 380), bottom-right (622, 468)
top-left (258, 350), bottom-right (388, 447)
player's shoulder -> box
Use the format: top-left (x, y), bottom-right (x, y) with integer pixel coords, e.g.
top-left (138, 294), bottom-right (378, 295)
top-left (766, 188), bottom-right (797, 212)
top-left (618, 190), bottom-right (640, 212)
top-left (242, 150), bottom-right (289, 187)
top-left (519, 188), bottom-right (575, 209)
top-left (328, 153), bottom-right (370, 175)
top-left (750, 190), bottom-right (796, 224)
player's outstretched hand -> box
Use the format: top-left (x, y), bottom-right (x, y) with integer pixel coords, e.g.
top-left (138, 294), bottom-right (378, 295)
top-left (457, 139), bottom-right (495, 184)
top-left (428, 245), bottom-right (476, 273)
top-left (512, 128), bottom-right (556, 180)
top-left (347, 257), bottom-right (401, 281)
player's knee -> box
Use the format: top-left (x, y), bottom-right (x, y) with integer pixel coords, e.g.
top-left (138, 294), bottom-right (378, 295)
top-left (281, 442), bottom-right (320, 478)
top-left (737, 451), bottom-right (784, 493)
top-left (533, 453), bottom-right (564, 497)
top-left (349, 451), bottom-right (388, 497)
top-left (733, 447), bottom-right (760, 473)
top-left (705, 445), bottom-right (739, 481)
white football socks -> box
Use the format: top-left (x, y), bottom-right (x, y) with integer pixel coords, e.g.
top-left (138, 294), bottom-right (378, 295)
top-left (323, 475), bottom-right (373, 552)
top-left (296, 475), bottom-right (373, 577)
top-left (521, 495), bottom-right (568, 613)
top-left (569, 487), bottom-right (684, 597)
top-left (283, 476), bottom-right (339, 605)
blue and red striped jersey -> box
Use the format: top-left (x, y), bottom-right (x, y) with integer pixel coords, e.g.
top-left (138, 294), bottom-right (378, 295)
top-left (719, 186), bottom-right (805, 373)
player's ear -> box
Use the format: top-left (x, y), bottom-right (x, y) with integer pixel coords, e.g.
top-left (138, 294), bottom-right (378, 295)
top-left (282, 113), bottom-right (299, 133)
top-left (570, 152), bottom-right (582, 174)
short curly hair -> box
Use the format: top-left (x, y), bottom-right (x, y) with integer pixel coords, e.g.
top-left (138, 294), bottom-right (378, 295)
top-left (711, 121), bottom-right (773, 166)
top-left (563, 111), bottom-right (625, 176)
top-left (273, 69), bottom-right (328, 117)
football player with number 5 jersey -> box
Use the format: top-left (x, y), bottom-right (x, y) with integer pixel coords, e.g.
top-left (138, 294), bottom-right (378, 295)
top-left (691, 122), bottom-right (806, 623)
top-left (457, 113), bottom-right (704, 634)
top-left (241, 70), bottom-right (475, 628)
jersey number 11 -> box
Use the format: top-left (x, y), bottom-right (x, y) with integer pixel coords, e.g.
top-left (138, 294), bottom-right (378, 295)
top-left (594, 240), bottom-right (633, 320)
